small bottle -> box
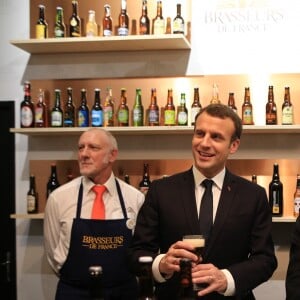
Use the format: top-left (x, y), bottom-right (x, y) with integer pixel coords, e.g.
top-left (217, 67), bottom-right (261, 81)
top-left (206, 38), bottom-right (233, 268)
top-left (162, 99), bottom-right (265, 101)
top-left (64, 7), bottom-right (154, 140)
top-left (164, 89), bottom-right (176, 126)
top-left (251, 175), bottom-right (257, 184)
top-left (210, 83), bottom-right (221, 104)
top-left (227, 92), bottom-right (237, 113)
top-left (51, 89), bottom-right (63, 127)
top-left (294, 174), bottom-right (300, 218)
top-left (89, 266), bottom-right (104, 300)
top-left (64, 87), bottom-right (76, 127)
top-left (69, 0), bottom-right (81, 37)
top-left (77, 89), bottom-right (90, 127)
top-left (124, 174), bottom-right (130, 185)
top-left (132, 88), bottom-right (144, 126)
top-left (153, 1), bottom-right (165, 34)
top-left (266, 85), bottom-right (277, 125)
top-left (54, 6), bottom-right (66, 38)
top-left (147, 88), bottom-right (159, 126)
top-left (118, 0), bottom-right (129, 36)
top-left (177, 93), bottom-right (188, 126)
top-left (165, 17), bottom-right (172, 34)
top-left (103, 4), bottom-right (113, 37)
top-left (173, 3), bottom-right (184, 34)
top-left (191, 87), bottom-right (201, 126)
top-left (103, 87), bottom-right (114, 127)
top-left (139, 0), bottom-right (150, 35)
top-left (138, 256), bottom-right (154, 300)
top-left (269, 163), bottom-right (283, 217)
top-left (27, 175), bottom-right (38, 214)
top-left (35, 88), bottom-right (48, 128)
top-left (46, 164), bottom-right (60, 199)
top-left (36, 4), bottom-right (48, 39)
top-left (20, 81), bottom-right (35, 128)
top-left (86, 10), bottom-right (98, 37)
top-left (242, 87), bottom-right (254, 125)
top-left (91, 88), bottom-right (103, 127)
top-left (117, 88), bottom-right (129, 126)
top-left (139, 163), bottom-right (151, 195)
top-left (282, 86), bottom-right (293, 125)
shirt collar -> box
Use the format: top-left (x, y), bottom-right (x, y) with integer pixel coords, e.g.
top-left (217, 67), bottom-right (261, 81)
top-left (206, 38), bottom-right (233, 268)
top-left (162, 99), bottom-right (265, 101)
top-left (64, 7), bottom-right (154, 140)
top-left (192, 165), bottom-right (225, 190)
top-left (83, 172), bottom-right (115, 196)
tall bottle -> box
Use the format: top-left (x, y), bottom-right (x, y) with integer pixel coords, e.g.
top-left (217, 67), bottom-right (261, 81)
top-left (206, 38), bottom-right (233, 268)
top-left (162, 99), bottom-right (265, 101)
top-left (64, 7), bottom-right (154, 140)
top-left (282, 86), bottom-right (293, 125)
top-left (191, 87), bottom-right (201, 126)
top-left (64, 87), bottom-right (75, 127)
top-left (27, 175), bottom-right (38, 214)
top-left (227, 92), bottom-right (237, 113)
top-left (177, 93), bottom-right (188, 126)
top-left (153, 1), bottom-right (165, 35)
top-left (117, 88), bottom-right (129, 126)
top-left (138, 256), bottom-right (154, 300)
top-left (241, 87), bottom-right (254, 125)
top-left (294, 174), bottom-right (300, 217)
top-left (139, 0), bottom-right (150, 35)
top-left (147, 88), bottom-right (159, 126)
top-left (103, 4), bottom-right (113, 37)
top-left (51, 89), bottom-right (63, 127)
top-left (164, 89), bottom-right (176, 126)
top-left (269, 163), bottom-right (283, 217)
top-left (36, 4), bottom-right (48, 39)
top-left (132, 88), bottom-right (144, 126)
top-left (91, 88), bottom-right (103, 127)
top-left (46, 164), bottom-right (60, 198)
top-left (139, 163), bottom-right (151, 195)
top-left (35, 88), bottom-right (48, 128)
top-left (20, 81), bottom-right (35, 128)
top-left (54, 6), bottom-right (66, 38)
top-left (118, 0), bottom-right (129, 36)
top-left (86, 10), bottom-right (98, 37)
top-left (69, 0), bottom-right (81, 37)
top-left (266, 85), bottom-right (277, 125)
top-left (103, 87), bottom-right (114, 127)
top-left (210, 83), bottom-right (221, 104)
top-left (173, 3), bottom-right (184, 34)
top-left (77, 88), bottom-right (90, 127)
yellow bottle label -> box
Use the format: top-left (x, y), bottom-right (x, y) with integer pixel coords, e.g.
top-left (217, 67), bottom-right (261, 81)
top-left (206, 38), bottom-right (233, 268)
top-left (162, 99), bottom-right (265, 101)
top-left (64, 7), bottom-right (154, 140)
top-left (36, 24), bottom-right (46, 39)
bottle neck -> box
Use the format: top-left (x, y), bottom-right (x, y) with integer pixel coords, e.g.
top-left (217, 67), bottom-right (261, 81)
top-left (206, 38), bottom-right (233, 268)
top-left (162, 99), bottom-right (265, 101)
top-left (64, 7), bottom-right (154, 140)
top-left (176, 4), bottom-right (181, 16)
top-left (94, 90), bottom-right (101, 104)
top-left (55, 91), bottom-right (61, 107)
top-left (104, 5), bottom-right (111, 17)
top-left (39, 6), bottom-right (45, 20)
top-left (81, 91), bottom-right (87, 104)
top-left (72, 1), bottom-right (78, 15)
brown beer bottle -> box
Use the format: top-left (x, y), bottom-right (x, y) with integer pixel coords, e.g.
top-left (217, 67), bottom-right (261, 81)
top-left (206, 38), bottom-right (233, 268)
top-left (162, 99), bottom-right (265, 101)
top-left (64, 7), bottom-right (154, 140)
top-left (227, 92), bottom-right (237, 113)
top-left (251, 175), bottom-right (257, 184)
top-left (139, 163), bottom-right (151, 195)
top-left (191, 87), bottom-right (201, 126)
top-left (103, 4), bottom-right (113, 37)
top-left (35, 88), bottom-right (48, 128)
top-left (117, 88), bottom-right (129, 126)
top-left (268, 163), bottom-right (283, 217)
top-left (69, 0), bottom-right (81, 37)
top-left (293, 174), bottom-right (300, 217)
top-left (36, 4), bottom-right (48, 39)
top-left (118, 0), bottom-right (129, 36)
top-left (27, 175), bottom-right (38, 214)
top-left (20, 81), bottom-right (35, 128)
top-left (266, 85), bottom-right (277, 125)
top-left (282, 86), bottom-right (293, 125)
top-left (164, 89), bottom-right (176, 126)
top-left (64, 87), bottom-right (76, 127)
top-left (147, 88), bottom-right (159, 126)
top-left (139, 0), bottom-right (150, 35)
top-left (241, 87), bottom-right (254, 125)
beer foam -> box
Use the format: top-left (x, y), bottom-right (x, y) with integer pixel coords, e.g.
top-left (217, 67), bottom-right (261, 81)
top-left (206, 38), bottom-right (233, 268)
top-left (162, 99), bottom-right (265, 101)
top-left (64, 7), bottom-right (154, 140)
top-left (183, 238), bottom-right (205, 247)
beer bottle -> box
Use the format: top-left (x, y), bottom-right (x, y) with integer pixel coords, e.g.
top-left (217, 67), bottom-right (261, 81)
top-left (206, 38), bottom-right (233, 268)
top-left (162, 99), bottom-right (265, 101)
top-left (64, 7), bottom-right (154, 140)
top-left (210, 83), bottom-right (221, 104)
top-left (27, 175), bottom-right (38, 214)
top-left (91, 88), bottom-right (103, 127)
top-left (138, 256), bottom-right (154, 300)
top-left (21, 81), bottom-right (35, 128)
top-left (124, 174), bottom-right (131, 185)
top-left (227, 92), bottom-right (237, 113)
top-left (269, 163), bottom-right (283, 217)
top-left (139, 163), bottom-right (151, 195)
top-left (69, 0), bottom-right (81, 37)
top-left (132, 88), bottom-right (144, 126)
top-left (64, 87), bottom-right (75, 127)
top-left (165, 17), bottom-right (172, 34)
top-left (46, 163), bottom-right (60, 199)
top-left (117, 88), bottom-right (129, 126)
top-left (164, 89), bottom-right (176, 126)
top-left (266, 85), bottom-right (277, 125)
top-left (51, 89), bottom-right (63, 127)
top-left (191, 87), bottom-right (201, 126)
top-left (173, 3), bottom-right (185, 34)
top-left (54, 6), bottom-right (66, 38)
top-left (242, 87), bottom-right (254, 125)
top-left (139, 0), bottom-right (150, 35)
top-left (118, 0), bottom-right (129, 36)
top-left (177, 93), bottom-right (188, 126)
top-left (35, 88), bottom-right (48, 128)
top-left (36, 4), bottom-right (48, 39)
top-left (103, 87), bottom-right (114, 127)
top-left (153, 1), bottom-right (165, 35)
top-left (103, 4), bottom-right (113, 37)
top-left (77, 89), bottom-right (89, 127)
top-left (147, 88), bottom-right (159, 126)
top-left (294, 174), bottom-right (300, 217)
top-left (251, 175), bottom-right (257, 184)
top-left (282, 86), bottom-right (293, 125)
top-left (86, 10), bottom-right (98, 37)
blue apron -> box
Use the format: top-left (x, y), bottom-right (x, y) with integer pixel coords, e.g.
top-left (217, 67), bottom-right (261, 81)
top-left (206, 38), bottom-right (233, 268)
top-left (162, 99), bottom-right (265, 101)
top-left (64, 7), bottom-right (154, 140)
top-left (55, 179), bottom-right (138, 300)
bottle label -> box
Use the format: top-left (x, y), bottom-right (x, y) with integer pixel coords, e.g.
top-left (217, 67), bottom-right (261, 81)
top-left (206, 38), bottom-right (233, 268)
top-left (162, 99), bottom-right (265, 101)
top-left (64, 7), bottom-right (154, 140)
top-left (153, 20), bottom-right (165, 34)
top-left (103, 107), bottom-right (114, 126)
top-left (35, 107), bottom-right (44, 125)
top-left (21, 106), bottom-right (33, 127)
top-left (91, 110), bottom-right (103, 126)
top-left (282, 107), bottom-right (293, 124)
top-left (51, 111), bottom-right (63, 127)
top-left (191, 107), bottom-right (201, 125)
top-left (27, 195), bottom-right (36, 213)
top-left (164, 110), bottom-right (175, 125)
top-left (133, 108), bottom-right (143, 125)
top-left (54, 28), bottom-right (65, 38)
top-left (173, 19), bottom-right (184, 33)
top-left (242, 108), bottom-right (253, 124)
top-left (36, 24), bottom-right (46, 39)
top-left (78, 110), bottom-right (89, 127)
top-left (118, 27), bottom-right (129, 36)
top-left (177, 111), bottom-right (188, 125)
top-left (103, 29), bottom-right (112, 36)
top-left (118, 109), bottom-right (129, 123)
top-left (148, 109), bottom-right (159, 124)
top-left (294, 197), bottom-right (300, 216)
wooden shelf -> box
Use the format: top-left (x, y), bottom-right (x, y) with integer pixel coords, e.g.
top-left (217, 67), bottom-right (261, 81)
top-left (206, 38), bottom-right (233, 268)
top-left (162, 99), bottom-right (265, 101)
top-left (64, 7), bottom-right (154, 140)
top-left (10, 35), bottom-right (191, 54)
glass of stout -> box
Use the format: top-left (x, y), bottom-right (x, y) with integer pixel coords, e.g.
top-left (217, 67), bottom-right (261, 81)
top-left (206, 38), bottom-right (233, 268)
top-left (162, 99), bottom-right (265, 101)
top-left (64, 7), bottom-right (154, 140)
top-left (182, 234), bottom-right (206, 292)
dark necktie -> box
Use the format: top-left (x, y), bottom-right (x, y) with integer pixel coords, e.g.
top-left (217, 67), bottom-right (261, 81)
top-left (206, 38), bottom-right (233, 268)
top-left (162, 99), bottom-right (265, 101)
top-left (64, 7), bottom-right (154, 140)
top-left (199, 179), bottom-right (213, 239)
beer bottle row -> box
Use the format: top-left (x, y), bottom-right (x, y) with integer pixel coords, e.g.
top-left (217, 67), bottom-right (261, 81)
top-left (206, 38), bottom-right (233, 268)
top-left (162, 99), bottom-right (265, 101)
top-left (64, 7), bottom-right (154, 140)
top-left (35, 0), bottom-right (185, 39)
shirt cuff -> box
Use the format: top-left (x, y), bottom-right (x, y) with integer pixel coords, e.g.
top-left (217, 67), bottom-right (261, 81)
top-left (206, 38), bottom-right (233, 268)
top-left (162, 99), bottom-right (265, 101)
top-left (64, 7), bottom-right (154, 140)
top-left (221, 269), bottom-right (236, 296)
top-left (152, 254), bottom-right (168, 282)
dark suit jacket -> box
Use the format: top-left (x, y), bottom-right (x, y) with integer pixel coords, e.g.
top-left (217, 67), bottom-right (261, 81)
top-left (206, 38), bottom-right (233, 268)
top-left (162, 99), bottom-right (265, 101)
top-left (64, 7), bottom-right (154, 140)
top-left (286, 215), bottom-right (300, 300)
top-left (128, 168), bottom-right (277, 300)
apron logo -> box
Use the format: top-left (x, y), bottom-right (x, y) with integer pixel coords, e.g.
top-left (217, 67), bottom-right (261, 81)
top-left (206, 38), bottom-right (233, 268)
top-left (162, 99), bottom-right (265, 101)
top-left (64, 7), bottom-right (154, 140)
top-left (82, 235), bottom-right (124, 250)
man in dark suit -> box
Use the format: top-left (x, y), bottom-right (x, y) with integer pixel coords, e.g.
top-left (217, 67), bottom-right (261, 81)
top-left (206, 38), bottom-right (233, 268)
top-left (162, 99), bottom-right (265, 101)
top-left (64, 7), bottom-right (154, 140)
top-left (286, 215), bottom-right (300, 300)
top-left (128, 103), bottom-right (277, 299)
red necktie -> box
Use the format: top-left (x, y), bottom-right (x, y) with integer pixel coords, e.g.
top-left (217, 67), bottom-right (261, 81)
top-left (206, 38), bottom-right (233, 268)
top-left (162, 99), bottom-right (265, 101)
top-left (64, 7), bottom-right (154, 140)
top-left (91, 185), bottom-right (106, 219)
